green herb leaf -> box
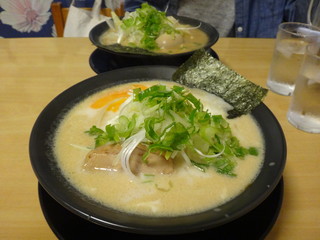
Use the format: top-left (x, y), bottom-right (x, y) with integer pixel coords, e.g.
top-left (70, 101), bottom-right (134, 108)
top-left (85, 125), bottom-right (104, 135)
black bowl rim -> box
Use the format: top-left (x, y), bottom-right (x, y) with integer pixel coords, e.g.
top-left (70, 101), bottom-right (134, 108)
top-left (29, 65), bottom-right (286, 235)
top-left (88, 47), bottom-right (220, 74)
top-left (89, 15), bottom-right (220, 58)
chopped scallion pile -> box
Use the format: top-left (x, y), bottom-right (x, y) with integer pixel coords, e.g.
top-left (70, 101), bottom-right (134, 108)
top-left (86, 84), bottom-right (259, 176)
top-left (108, 3), bottom-right (181, 51)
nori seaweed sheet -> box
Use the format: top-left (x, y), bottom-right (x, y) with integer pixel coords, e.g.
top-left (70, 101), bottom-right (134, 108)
top-left (172, 49), bottom-right (268, 118)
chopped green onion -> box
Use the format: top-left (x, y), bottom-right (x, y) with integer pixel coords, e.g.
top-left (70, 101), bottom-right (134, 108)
top-left (120, 3), bottom-right (180, 51)
top-left (86, 84), bottom-right (260, 176)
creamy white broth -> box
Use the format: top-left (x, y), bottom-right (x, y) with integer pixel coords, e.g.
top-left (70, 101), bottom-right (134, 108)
top-left (54, 80), bottom-right (265, 217)
top-left (100, 27), bottom-right (209, 54)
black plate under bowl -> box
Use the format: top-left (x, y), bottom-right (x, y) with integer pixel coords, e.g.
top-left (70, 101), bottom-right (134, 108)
top-left (89, 15), bottom-right (219, 67)
top-left (89, 48), bottom-right (219, 74)
top-left (38, 178), bottom-right (284, 240)
top-left (29, 66), bottom-right (286, 235)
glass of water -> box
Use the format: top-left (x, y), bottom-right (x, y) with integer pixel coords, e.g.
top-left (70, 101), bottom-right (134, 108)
top-left (287, 43), bottom-right (320, 133)
top-left (267, 22), bottom-right (320, 96)
top-left (308, 0), bottom-right (320, 27)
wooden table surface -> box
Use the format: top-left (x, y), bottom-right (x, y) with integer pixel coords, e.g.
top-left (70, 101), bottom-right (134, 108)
top-left (0, 37), bottom-right (319, 240)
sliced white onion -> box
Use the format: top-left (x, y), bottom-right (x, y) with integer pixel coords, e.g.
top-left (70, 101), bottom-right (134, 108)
top-left (116, 31), bottom-right (124, 44)
top-left (120, 130), bottom-right (146, 179)
top-left (105, 17), bottom-right (115, 30)
top-left (171, 150), bottom-right (178, 159)
top-left (176, 23), bottom-right (202, 30)
top-left (69, 143), bottom-right (91, 151)
top-left (194, 145), bottom-right (225, 158)
top-left (180, 150), bottom-right (192, 166)
top-left (118, 95), bottom-right (133, 115)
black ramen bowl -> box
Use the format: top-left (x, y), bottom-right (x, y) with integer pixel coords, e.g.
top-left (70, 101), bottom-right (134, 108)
top-left (89, 16), bottom-right (219, 67)
top-left (29, 66), bottom-right (286, 235)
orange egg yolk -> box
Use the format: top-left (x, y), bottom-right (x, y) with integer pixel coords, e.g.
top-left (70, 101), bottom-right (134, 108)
top-left (90, 84), bottom-right (147, 112)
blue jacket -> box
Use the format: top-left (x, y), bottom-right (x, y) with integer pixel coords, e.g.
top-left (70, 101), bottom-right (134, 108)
top-left (124, 0), bottom-right (309, 38)
top-left (233, 0), bottom-right (296, 37)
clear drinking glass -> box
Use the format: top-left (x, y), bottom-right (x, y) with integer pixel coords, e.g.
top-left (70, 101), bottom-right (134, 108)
top-left (308, 0), bottom-right (320, 27)
top-left (266, 22), bottom-right (320, 96)
top-left (287, 43), bottom-right (320, 133)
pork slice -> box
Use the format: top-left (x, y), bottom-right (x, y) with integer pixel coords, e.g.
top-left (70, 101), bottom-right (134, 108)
top-left (83, 144), bottom-right (122, 172)
top-left (129, 145), bottom-right (173, 175)
top-left (83, 144), bottom-right (173, 175)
